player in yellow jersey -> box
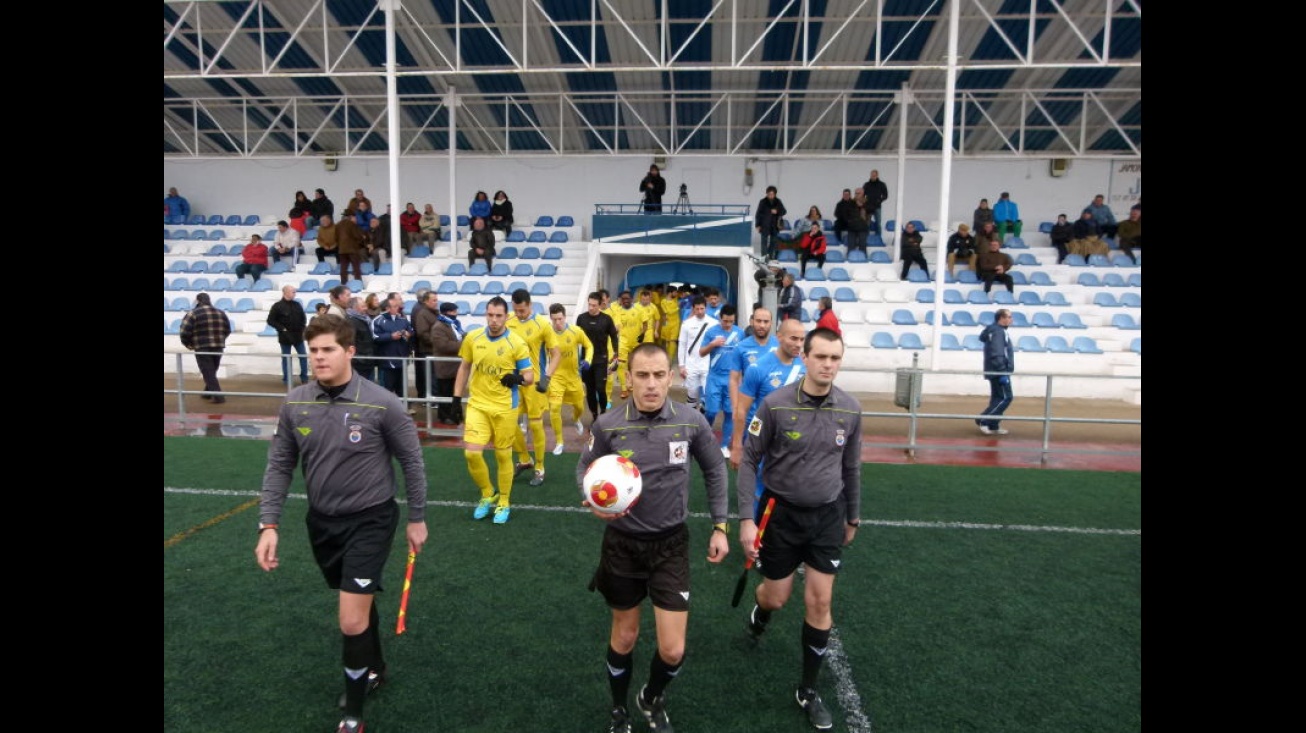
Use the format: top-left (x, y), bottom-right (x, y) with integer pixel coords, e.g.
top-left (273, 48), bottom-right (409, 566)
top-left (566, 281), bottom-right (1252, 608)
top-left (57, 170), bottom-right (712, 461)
top-left (608, 290), bottom-right (650, 402)
top-left (658, 284), bottom-right (682, 365)
top-left (546, 303), bottom-right (593, 455)
top-left (506, 288), bottom-right (561, 486)
top-left (453, 296), bottom-right (534, 524)
top-left (638, 288), bottom-right (661, 348)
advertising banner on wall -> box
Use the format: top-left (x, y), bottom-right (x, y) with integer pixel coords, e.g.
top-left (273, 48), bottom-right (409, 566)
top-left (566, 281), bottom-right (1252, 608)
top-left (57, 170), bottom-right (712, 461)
top-left (1108, 161), bottom-right (1141, 211)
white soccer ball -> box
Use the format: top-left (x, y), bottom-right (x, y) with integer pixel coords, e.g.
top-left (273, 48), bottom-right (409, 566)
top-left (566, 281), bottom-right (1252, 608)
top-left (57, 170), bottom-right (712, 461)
top-left (582, 454), bottom-right (643, 515)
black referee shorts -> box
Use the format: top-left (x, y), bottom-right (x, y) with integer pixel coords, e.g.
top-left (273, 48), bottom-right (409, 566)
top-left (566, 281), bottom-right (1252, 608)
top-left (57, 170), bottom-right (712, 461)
top-left (593, 524), bottom-right (690, 612)
top-left (757, 494), bottom-right (845, 580)
top-left (307, 500), bottom-right (400, 594)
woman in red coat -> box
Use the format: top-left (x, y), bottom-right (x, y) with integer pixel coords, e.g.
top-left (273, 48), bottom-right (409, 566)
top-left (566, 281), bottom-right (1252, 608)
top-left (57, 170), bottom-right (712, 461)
top-left (399, 202), bottom-right (423, 253)
top-left (234, 234), bottom-right (270, 282)
top-left (798, 220), bottom-right (828, 278)
top-left (815, 296), bottom-right (840, 335)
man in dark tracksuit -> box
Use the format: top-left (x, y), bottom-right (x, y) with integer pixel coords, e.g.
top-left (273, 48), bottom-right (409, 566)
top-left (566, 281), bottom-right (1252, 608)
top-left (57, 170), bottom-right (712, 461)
top-left (256, 316), bottom-right (428, 733)
top-left (577, 343), bottom-right (731, 733)
top-left (977, 308), bottom-right (1015, 435)
top-left (736, 327), bottom-right (862, 731)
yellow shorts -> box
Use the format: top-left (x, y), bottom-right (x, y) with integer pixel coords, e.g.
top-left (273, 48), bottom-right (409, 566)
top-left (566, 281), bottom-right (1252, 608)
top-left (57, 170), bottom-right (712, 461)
top-left (518, 385), bottom-right (549, 418)
top-left (549, 376), bottom-right (585, 406)
top-left (464, 405), bottom-right (519, 449)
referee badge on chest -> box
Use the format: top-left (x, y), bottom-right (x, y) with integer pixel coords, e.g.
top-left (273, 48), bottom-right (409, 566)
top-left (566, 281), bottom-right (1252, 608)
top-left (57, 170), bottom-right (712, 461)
top-left (349, 424), bottom-right (363, 444)
top-left (835, 429), bottom-right (846, 447)
top-left (669, 440), bottom-right (688, 464)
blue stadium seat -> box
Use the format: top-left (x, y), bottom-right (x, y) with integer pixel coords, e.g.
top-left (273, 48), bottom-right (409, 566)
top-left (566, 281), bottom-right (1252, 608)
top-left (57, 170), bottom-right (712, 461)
top-left (207, 230), bottom-right (226, 241)
top-left (866, 234), bottom-right (885, 248)
top-left (190, 229), bottom-right (208, 241)
top-left (1093, 292), bottom-right (1121, 308)
top-left (542, 247), bottom-right (564, 259)
top-left (498, 246), bottom-right (520, 260)
top-left (346, 279), bottom-right (365, 292)
top-left (408, 280), bottom-right (432, 294)
top-left (1077, 272), bottom-right (1102, 287)
top-left (231, 279), bottom-right (252, 292)
top-left (167, 214), bottom-right (187, 225)
top-left (530, 282), bottom-right (552, 297)
top-left (535, 215), bottom-right (554, 227)
top-left (1120, 293), bottom-right (1141, 308)
top-left (1063, 254), bottom-right (1087, 267)
top-left (548, 231), bottom-right (568, 243)
top-left (978, 312), bottom-right (995, 326)
top-left (962, 334), bottom-right (984, 351)
top-left (1129, 338), bottom-right (1141, 354)
top-left (167, 260), bottom-right (189, 273)
top-left (1111, 313), bottom-right (1141, 330)
top-left (459, 281), bottom-right (481, 295)
top-left (489, 263), bottom-right (510, 277)
top-left (915, 288), bottom-right (934, 304)
top-left (439, 215), bottom-right (451, 227)
top-left (898, 332), bottom-right (925, 349)
top-left (808, 286), bottom-right (830, 301)
top-left (482, 281), bottom-right (505, 296)
top-left (165, 318), bottom-right (182, 334)
top-left (214, 297), bottom-right (236, 312)
top-left (527, 231), bottom-right (548, 243)
top-left (440, 230), bottom-right (453, 242)
top-left (468, 263), bottom-right (489, 276)
top-left (507, 282), bottom-right (528, 294)
top-left (233, 298), bottom-right (257, 313)
top-left (1043, 291), bottom-right (1071, 307)
top-left (1015, 253), bottom-right (1040, 266)
top-left (1102, 273), bottom-right (1127, 287)
top-left (169, 296), bottom-right (191, 311)
top-left (778, 250), bottom-right (798, 262)
top-left (1112, 253), bottom-right (1139, 268)
top-left (956, 270), bottom-right (980, 284)
top-left (833, 287), bottom-right (857, 303)
top-left (1018, 291), bottom-right (1043, 307)
top-left (308, 262), bottom-right (332, 275)
top-left (940, 333), bottom-right (963, 351)
top-left (869, 251), bottom-right (893, 264)
top-left (906, 268), bottom-right (930, 283)
top-left (825, 250), bottom-right (846, 264)
top-left (457, 215), bottom-right (471, 227)
top-left (209, 277), bottom-right (231, 291)
top-left (1072, 336), bottom-right (1103, 354)
top-left (535, 264), bottom-right (557, 277)
top-left (828, 267), bottom-right (850, 282)
top-left (1029, 271), bottom-right (1055, 287)
top-left (505, 230), bottom-right (526, 243)
top-left (1044, 335), bottom-right (1075, 353)
top-left (472, 301), bottom-right (488, 316)
top-left (251, 279), bottom-right (274, 292)
top-left (521, 246), bottom-right (542, 259)
top-left (993, 291), bottom-right (1017, 306)
top-left (1009, 312), bottom-right (1030, 328)
top-left (805, 268), bottom-right (827, 281)
top-left (1004, 236), bottom-right (1027, 249)
top-left (409, 246), bottom-right (431, 259)
top-left (373, 262), bottom-right (391, 276)
top-left (871, 332), bottom-right (897, 349)
top-left (1008, 271), bottom-right (1028, 286)
top-left (1016, 335), bottom-right (1045, 352)
top-left (437, 281), bottom-right (458, 295)
top-left (444, 263), bottom-right (467, 276)
top-left (1038, 222), bottom-right (1054, 234)
top-left (1057, 312), bottom-right (1088, 329)
top-left (846, 250), bottom-right (868, 263)
top-left (942, 289), bottom-right (965, 304)
top-left (187, 214), bottom-right (206, 226)
top-left (511, 263), bottom-right (534, 277)
top-left (967, 290), bottom-right (990, 305)
top-left (299, 279), bottom-right (322, 293)
top-left (242, 215), bottom-right (260, 226)
top-left (1031, 312), bottom-right (1058, 329)
top-left (949, 310), bottom-right (976, 327)
top-left (556, 215), bottom-right (574, 227)
top-left (167, 278), bottom-right (190, 292)
top-left (891, 309), bottom-right (917, 326)
top-left (223, 214), bottom-right (242, 226)
top-left (1087, 254), bottom-right (1113, 267)
top-left (188, 261), bottom-right (209, 273)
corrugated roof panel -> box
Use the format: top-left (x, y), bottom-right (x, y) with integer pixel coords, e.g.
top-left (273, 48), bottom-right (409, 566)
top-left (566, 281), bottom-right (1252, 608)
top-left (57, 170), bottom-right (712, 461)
top-left (1089, 127), bottom-right (1140, 151)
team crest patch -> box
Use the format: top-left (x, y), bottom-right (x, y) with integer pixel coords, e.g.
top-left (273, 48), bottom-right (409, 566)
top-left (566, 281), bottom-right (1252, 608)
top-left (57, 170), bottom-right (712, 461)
top-left (835, 429), bottom-right (846, 447)
top-left (748, 417), bottom-right (763, 436)
top-left (669, 441), bottom-right (688, 464)
top-left (349, 424), bottom-right (363, 443)
top-left (769, 376), bottom-right (781, 388)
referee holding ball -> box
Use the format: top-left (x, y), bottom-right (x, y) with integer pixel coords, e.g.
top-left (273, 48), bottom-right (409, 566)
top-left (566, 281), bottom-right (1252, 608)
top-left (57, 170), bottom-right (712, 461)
top-left (577, 342), bottom-right (731, 733)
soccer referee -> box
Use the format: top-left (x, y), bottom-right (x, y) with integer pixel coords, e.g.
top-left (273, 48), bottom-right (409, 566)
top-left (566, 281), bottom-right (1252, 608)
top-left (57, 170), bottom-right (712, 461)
top-left (736, 327), bottom-right (862, 731)
top-left (577, 343), bottom-right (731, 733)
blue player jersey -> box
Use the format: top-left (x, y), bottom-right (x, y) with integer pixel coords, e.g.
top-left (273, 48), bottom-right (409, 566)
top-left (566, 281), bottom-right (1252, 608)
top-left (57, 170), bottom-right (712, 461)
top-left (702, 324), bottom-right (741, 380)
top-left (740, 351), bottom-right (806, 425)
top-left (729, 334), bottom-right (778, 377)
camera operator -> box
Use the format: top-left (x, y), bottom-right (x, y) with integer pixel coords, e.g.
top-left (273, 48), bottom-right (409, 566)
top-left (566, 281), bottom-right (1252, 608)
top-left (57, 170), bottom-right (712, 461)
top-left (640, 164), bottom-right (667, 213)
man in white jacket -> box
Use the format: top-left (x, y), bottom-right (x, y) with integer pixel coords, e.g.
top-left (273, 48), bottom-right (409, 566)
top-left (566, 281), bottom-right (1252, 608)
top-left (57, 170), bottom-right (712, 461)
top-left (676, 294), bottom-right (717, 410)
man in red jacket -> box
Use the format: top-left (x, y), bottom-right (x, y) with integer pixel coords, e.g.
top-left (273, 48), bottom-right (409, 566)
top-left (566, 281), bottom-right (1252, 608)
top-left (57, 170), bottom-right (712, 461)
top-left (797, 221), bottom-right (828, 279)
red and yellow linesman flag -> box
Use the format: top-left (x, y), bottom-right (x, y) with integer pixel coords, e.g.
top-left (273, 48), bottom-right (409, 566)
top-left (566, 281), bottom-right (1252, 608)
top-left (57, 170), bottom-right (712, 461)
top-left (396, 551), bottom-right (416, 635)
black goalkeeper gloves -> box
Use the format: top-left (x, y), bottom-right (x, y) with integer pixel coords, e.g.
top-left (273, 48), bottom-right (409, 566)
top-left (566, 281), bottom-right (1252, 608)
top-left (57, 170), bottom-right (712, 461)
top-left (535, 374), bottom-right (551, 394)
top-left (500, 372), bottom-right (525, 388)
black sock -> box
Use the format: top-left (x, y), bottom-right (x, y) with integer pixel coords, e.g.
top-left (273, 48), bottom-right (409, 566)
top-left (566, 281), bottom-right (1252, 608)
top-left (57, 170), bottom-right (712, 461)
top-left (342, 629), bottom-right (372, 717)
top-left (800, 622), bottom-right (831, 691)
top-left (753, 604), bottom-right (773, 628)
top-left (607, 647), bottom-right (633, 709)
top-left (368, 602), bottom-right (385, 674)
top-left (644, 652), bottom-right (682, 701)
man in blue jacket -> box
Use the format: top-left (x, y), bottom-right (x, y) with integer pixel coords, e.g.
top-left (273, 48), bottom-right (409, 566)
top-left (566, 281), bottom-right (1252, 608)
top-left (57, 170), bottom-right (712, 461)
top-left (993, 191), bottom-right (1022, 240)
top-left (371, 293), bottom-right (414, 400)
top-left (977, 309), bottom-right (1014, 435)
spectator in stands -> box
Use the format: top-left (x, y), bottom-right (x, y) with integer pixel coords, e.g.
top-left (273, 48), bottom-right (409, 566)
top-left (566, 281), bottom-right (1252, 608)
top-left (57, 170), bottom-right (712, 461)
top-left (309, 188), bottom-right (334, 228)
top-left (975, 220), bottom-right (1001, 249)
top-left (861, 169), bottom-right (889, 235)
top-left (469, 190), bottom-right (492, 220)
top-left (371, 293), bottom-right (415, 399)
top-left (314, 213), bottom-right (339, 264)
top-left (335, 214), bottom-right (366, 286)
top-left (777, 271), bottom-right (803, 322)
top-left (267, 284), bottom-right (310, 386)
top-left (978, 308), bottom-right (1015, 435)
top-left (467, 216), bottom-right (496, 271)
top-left (845, 188), bottom-right (871, 254)
top-left (754, 185), bottom-right (788, 261)
top-left (309, 302), bottom-right (330, 323)
top-left (346, 296), bottom-right (377, 382)
top-left (179, 292), bottom-right (231, 403)
top-left (432, 301), bottom-right (466, 424)
top-left (1086, 194), bottom-right (1118, 239)
top-left (815, 295), bottom-right (840, 334)
top-left (345, 189), bottom-right (371, 217)
top-left (972, 197), bottom-right (995, 235)
top-left (326, 284), bottom-right (350, 320)
top-left (164, 187), bottom-right (191, 220)
top-left (291, 191), bottom-right (312, 220)
top-left (489, 190), bottom-right (514, 237)
top-left (353, 200), bottom-right (377, 233)
top-left (400, 203), bottom-right (423, 254)
top-left (411, 289), bottom-right (441, 403)
top-left (1115, 205), bottom-right (1141, 263)
top-left (1069, 209), bottom-right (1106, 257)
top-left (1049, 213), bottom-right (1074, 264)
top-left (288, 207), bottom-right (310, 238)
top-left (366, 217), bottom-right (390, 268)
top-left (640, 164), bottom-right (667, 213)
top-left (898, 221), bottom-right (930, 280)
top-left (419, 204), bottom-right (442, 247)
top-left (798, 220), bottom-right (828, 279)
top-left (993, 191), bottom-right (1022, 239)
top-left (832, 189), bottom-right (855, 245)
top-left (976, 238), bottom-right (1014, 295)
top-left (234, 234), bottom-right (269, 282)
top-left (364, 293), bottom-right (383, 318)
top-left (946, 223), bottom-right (978, 278)
top-left (784, 205), bottom-right (823, 245)
top-left (270, 219), bottom-right (303, 267)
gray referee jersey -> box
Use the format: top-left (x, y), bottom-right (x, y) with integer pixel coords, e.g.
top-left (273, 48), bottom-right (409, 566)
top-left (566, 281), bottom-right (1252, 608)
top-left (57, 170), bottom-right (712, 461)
top-left (737, 379), bottom-right (862, 521)
top-left (260, 374), bottom-right (428, 525)
top-left (577, 399), bottom-right (729, 535)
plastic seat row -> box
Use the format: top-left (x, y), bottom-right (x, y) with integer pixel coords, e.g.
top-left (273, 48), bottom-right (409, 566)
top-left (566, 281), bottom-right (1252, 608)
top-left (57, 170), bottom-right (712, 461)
top-left (165, 214), bottom-right (261, 226)
top-left (1062, 253), bottom-right (1139, 268)
top-left (1077, 272), bottom-right (1142, 288)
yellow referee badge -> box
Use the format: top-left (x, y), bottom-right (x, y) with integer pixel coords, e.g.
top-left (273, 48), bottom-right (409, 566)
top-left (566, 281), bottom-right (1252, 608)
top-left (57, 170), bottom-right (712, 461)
top-left (748, 416), bottom-right (763, 436)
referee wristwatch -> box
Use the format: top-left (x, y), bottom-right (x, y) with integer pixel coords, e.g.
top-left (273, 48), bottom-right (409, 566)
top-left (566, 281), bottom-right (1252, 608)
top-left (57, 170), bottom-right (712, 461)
top-left (847, 519), bottom-right (861, 528)
top-left (258, 523), bottom-right (278, 533)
